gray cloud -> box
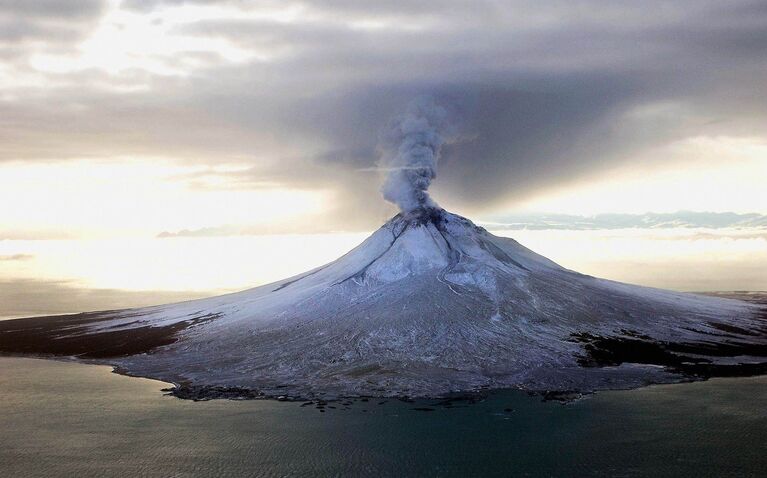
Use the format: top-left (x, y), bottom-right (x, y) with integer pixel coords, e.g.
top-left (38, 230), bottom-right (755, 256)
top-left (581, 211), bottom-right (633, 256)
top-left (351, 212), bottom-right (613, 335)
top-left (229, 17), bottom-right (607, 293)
top-left (483, 211), bottom-right (767, 231)
top-left (1, 0), bottom-right (766, 229)
top-left (0, 0), bottom-right (105, 65)
top-left (156, 211), bottom-right (767, 237)
top-left (0, 0), bottom-right (103, 18)
top-left (0, 0), bottom-right (104, 42)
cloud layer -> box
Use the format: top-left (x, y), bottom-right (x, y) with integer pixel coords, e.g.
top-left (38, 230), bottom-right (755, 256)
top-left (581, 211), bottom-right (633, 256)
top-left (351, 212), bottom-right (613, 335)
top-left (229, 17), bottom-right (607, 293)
top-left (484, 211), bottom-right (767, 231)
top-left (2, 0), bottom-right (766, 230)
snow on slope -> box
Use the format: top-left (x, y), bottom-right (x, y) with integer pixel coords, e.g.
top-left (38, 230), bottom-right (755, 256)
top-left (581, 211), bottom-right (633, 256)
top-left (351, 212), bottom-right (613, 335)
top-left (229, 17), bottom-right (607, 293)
top-left (2, 207), bottom-right (766, 398)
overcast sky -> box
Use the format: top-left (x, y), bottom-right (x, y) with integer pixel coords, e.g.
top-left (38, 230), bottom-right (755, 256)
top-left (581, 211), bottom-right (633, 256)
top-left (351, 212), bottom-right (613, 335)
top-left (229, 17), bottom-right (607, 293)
top-left (1, 0), bottom-right (766, 238)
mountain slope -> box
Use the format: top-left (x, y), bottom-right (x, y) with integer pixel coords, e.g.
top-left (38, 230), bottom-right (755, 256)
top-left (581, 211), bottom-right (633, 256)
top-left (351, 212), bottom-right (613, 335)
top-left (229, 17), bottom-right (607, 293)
top-left (1, 207), bottom-right (765, 398)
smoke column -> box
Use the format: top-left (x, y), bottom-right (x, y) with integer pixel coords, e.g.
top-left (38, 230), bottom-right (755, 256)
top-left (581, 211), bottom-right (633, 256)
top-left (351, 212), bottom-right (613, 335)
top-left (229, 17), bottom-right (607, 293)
top-left (379, 97), bottom-right (452, 213)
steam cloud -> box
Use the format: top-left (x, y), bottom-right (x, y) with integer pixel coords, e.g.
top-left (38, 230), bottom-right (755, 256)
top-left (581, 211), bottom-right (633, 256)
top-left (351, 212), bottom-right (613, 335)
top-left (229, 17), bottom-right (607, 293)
top-left (379, 97), bottom-right (452, 213)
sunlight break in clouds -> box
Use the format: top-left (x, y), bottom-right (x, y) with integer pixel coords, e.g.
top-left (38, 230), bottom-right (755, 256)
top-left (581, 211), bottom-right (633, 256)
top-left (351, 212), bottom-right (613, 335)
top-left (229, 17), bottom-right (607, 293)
top-left (0, 159), bottom-right (328, 239)
top-left (28, 1), bottom-right (257, 78)
top-left (513, 136), bottom-right (767, 216)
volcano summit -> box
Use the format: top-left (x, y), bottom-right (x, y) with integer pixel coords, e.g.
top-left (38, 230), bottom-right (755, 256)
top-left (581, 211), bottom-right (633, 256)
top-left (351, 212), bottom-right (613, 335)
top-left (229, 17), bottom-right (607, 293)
top-left (1, 206), bottom-right (765, 399)
top-left (1, 99), bottom-right (766, 399)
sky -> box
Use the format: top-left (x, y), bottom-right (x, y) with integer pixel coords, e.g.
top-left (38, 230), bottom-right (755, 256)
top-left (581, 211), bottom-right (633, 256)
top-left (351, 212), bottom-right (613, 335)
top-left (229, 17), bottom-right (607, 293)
top-left (1, 0), bottom-right (766, 239)
top-left (0, 1), bottom-right (765, 315)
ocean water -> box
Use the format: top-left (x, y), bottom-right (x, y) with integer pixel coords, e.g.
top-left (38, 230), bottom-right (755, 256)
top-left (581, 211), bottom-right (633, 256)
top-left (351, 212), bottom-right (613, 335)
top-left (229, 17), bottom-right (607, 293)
top-left (0, 358), bottom-right (765, 477)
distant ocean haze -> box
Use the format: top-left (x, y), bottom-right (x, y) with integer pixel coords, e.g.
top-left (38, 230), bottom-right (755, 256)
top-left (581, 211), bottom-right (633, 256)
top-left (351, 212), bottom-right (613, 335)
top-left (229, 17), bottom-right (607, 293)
top-left (0, 227), bottom-right (765, 319)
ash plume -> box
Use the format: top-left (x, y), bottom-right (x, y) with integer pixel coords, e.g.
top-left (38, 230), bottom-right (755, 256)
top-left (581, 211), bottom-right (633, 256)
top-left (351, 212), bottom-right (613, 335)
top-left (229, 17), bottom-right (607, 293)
top-left (379, 97), bottom-right (453, 213)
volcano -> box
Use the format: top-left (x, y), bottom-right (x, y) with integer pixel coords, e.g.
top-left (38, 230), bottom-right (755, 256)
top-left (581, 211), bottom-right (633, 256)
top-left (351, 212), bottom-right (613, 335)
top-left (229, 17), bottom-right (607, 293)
top-left (2, 206), bottom-right (766, 399)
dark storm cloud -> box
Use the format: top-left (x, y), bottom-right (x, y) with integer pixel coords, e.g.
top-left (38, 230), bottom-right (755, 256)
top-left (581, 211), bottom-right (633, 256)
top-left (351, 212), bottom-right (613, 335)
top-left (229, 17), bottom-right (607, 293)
top-left (160, 0), bottom-right (767, 196)
top-left (2, 0), bottom-right (766, 227)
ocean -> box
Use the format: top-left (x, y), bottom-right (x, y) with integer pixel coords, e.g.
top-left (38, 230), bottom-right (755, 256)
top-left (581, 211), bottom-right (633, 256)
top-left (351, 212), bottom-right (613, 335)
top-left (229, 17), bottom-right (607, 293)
top-left (1, 357), bottom-right (765, 477)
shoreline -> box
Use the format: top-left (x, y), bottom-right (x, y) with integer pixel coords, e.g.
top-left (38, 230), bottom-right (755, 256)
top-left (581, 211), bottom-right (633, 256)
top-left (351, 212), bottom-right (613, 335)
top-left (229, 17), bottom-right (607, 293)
top-left (4, 353), bottom-right (765, 405)
top-left (1, 292), bottom-right (764, 402)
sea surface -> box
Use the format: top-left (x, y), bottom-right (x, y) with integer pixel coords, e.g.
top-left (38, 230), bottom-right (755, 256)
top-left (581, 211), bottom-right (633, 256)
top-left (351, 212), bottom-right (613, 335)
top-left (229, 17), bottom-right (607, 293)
top-left (1, 357), bottom-right (765, 477)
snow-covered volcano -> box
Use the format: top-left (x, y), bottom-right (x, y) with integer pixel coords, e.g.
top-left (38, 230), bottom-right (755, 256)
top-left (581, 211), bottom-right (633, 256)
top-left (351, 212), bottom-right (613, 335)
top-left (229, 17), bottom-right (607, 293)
top-left (1, 207), bottom-right (765, 399)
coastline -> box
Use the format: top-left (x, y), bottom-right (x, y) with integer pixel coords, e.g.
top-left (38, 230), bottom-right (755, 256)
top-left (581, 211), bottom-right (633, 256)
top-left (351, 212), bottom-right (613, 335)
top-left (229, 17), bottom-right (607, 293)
top-left (1, 292), bottom-right (764, 402)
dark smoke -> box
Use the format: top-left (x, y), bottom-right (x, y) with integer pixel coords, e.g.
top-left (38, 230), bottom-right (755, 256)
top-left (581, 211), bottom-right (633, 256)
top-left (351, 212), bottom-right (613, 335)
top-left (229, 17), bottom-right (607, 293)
top-left (378, 97), bottom-right (453, 213)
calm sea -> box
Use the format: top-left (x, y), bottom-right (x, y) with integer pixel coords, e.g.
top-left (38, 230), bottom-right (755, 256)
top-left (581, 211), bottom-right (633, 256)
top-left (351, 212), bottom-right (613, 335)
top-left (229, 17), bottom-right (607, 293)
top-left (1, 357), bottom-right (765, 477)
